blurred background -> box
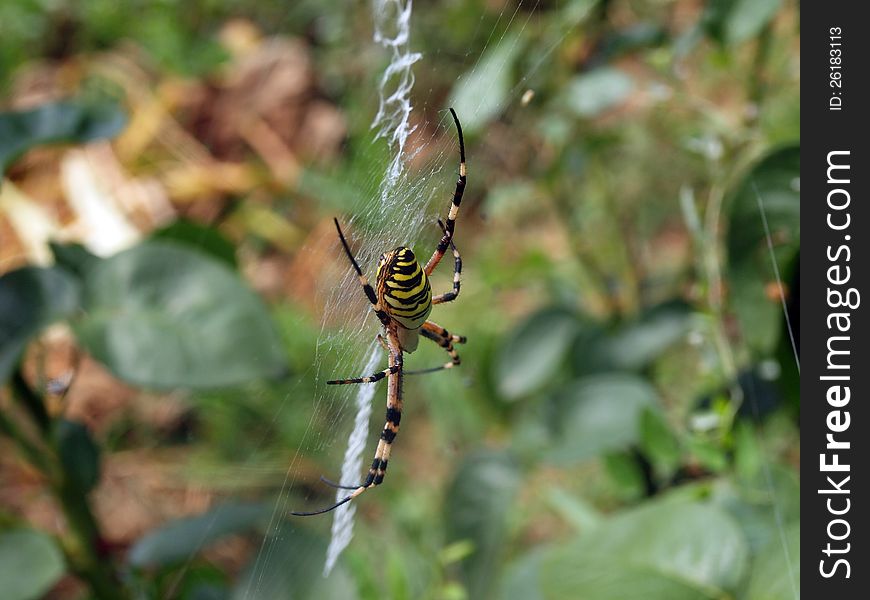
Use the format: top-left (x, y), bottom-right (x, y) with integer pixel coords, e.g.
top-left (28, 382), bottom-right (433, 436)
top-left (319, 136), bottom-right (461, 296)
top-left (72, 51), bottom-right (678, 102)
top-left (0, 1), bottom-right (799, 599)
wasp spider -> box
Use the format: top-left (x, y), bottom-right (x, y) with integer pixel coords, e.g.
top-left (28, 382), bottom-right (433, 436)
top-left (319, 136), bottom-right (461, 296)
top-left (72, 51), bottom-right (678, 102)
top-left (291, 109), bottom-right (467, 516)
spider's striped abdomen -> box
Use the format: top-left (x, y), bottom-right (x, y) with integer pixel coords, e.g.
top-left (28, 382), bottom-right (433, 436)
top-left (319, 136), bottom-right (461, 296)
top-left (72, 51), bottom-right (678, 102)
top-left (376, 247), bottom-right (432, 331)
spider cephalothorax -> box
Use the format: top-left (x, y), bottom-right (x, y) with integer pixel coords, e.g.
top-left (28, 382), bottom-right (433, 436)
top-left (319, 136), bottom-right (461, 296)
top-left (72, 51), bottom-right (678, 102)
top-left (292, 109), bottom-right (466, 516)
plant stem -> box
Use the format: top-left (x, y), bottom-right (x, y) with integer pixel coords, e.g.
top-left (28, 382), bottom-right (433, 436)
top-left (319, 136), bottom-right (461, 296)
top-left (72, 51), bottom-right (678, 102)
top-left (54, 476), bottom-right (128, 600)
top-left (747, 23), bottom-right (773, 125)
top-left (6, 373), bottom-right (129, 600)
top-left (0, 407), bottom-right (53, 474)
top-left (11, 368), bottom-right (50, 432)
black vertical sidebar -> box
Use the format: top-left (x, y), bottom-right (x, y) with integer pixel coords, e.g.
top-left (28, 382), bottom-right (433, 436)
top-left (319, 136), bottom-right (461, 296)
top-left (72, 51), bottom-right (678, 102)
top-left (802, 1), bottom-right (869, 597)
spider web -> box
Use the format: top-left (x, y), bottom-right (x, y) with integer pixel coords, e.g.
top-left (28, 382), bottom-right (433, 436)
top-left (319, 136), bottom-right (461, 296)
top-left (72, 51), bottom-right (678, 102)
top-left (232, 0), bottom-right (799, 597)
top-left (238, 2), bottom-right (546, 594)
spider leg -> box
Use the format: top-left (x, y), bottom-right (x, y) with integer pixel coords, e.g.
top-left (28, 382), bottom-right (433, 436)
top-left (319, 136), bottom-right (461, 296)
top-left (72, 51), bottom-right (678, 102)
top-left (326, 335), bottom-right (392, 385)
top-left (376, 333), bottom-right (390, 352)
top-left (327, 364), bottom-right (398, 385)
top-left (319, 475), bottom-right (363, 490)
top-left (432, 219), bottom-right (462, 305)
top-left (290, 495), bottom-right (355, 517)
top-left (405, 323), bottom-right (462, 375)
top-left (292, 330), bottom-right (404, 516)
top-left (421, 319), bottom-right (466, 345)
top-left (334, 218), bottom-right (391, 327)
top-left (424, 108), bottom-right (466, 276)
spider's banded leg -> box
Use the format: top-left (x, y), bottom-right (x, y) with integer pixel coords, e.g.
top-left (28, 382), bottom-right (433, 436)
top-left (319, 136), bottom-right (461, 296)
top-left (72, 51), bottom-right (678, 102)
top-left (425, 108), bottom-right (466, 276)
top-left (432, 219), bottom-right (462, 305)
top-left (290, 334), bottom-right (403, 516)
top-left (362, 330), bottom-right (403, 486)
top-left (422, 319), bottom-right (466, 344)
top-left (334, 218), bottom-right (391, 327)
top-left (405, 326), bottom-right (461, 376)
top-left (376, 334), bottom-right (390, 352)
top-left (319, 476), bottom-right (362, 490)
top-left (326, 364), bottom-right (398, 385)
top-left (325, 334), bottom-right (393, 384)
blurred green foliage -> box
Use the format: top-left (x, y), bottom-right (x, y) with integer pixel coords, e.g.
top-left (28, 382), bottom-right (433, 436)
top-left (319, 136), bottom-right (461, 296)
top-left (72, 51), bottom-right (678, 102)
top-left (0, 0), bottom-right (799, 599)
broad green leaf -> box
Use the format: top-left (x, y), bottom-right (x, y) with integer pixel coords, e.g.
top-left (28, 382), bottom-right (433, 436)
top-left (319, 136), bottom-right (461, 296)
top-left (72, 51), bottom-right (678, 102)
top-left (720, 0), bottom-right (782, 45)
top-left (75, 241), bottom-right (288, 389)
top-left (444, 451), bottom-right (521, 600)
top-left (541, 499), bottom-right (749, 599)
top-left (182, 583), bottom-right (229, 600)
top-left (728, 147), bottom-right (800, 264)
top-left (0, 529), bottom-right (66, 600)
top-left (702, 0), bottom-right (782, 45)
top-left (499, 551), bottom-right (545, 600)
top-left (449, 31), bottom-right (524, 135)
top-left (710, 471), bottom-right (799, 556)
top-left (232, 526), bottom-right (358, 600)
top-left (152, 220), bottom-right (238, 268)
top-left (597, 23), bottom-right (667, 59)
top-left (592, 501), bottom-right (749, 590)
top-left (0, 101), bottom-right (127, 174)
top-left (0, 266), bottom-right (80, 383)
top-left (54, 419), bottom-right (101, 493)
top-left (544, 487), bottom-right (603, 533)
top-left (50, 242), bottom-right (99, 278)
top-left (746, 522), bottom-right (799, 600)
top-left (596, 301), bottom-right (692, 370)
top-left (494, 307), bottom-right (580, 400)
top-left (169, 563), bottom-right (230, 600)
top-left (543, 555), bottom-right (706, 600)
top-left (726, 146), bottom-right (799, 355)
top-left (548, 374), bottom-right (659, 463)
top-left (129, 503), bottom-right (270, 568)
top-left (563, 68), bottom-right (634, 118)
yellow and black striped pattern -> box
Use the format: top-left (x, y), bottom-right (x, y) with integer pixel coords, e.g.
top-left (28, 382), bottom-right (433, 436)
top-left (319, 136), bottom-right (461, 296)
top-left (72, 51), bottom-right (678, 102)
top-left (290, 108), bottom-right (467, 517)
top-left (376, 247), bottom-right (432, 330)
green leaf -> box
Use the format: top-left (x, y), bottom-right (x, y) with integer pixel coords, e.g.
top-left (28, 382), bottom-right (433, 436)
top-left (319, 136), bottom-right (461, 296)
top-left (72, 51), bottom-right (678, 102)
top-left (494, 307), bottom-right (580, 400)
top-left (151, 221), bottom-right (238, 268)
top-left (0, 101), bottom-right (127, 174)
top-left (167, 563), bottom-right (230, 600)
top-left (54, 419), bottom-right (101, 493)
top-left (639, 407), bottom-right (682, 477)
top-left (50, 242), bottom-right (100, 278)
top-left (562, 68), bottom-right (634, 118)
top-left (711, 472), bottom-right (799, 556)
top-left (544, 487), bottom-right (603, 533)
top-left (543, 557), bottom-right (706, 600)
top-left (726, 146), bottom-right (799, 355)
top-left (723, 0), bottom-right (782, 45)
top-left (129, 502), bottom-right (270, 568)
top-left (449, 31), bottom-right (524, 135)
top-left (596, 301), bottom-right (692, 370)
top-left (733, 420), bottom-right (762, 481)
top-left (746, 522), bottom-right (799, 600)
top-left (548, 374), bottom-right (659, 464)
top-left (499, 551), bottom-right (545, 600)
top-left (703, 0), bottom-right (781, 45)
top-left (0, 267), bottom-right (80, 383)
top-left (0, 529), bottom-right (66, 600)
top-left (540, 498), bottom-right (749, 599)
top-left (232, 526), bottom-right (358, 600)
top-left (75, 241), bottom-right (288, 389)
top-left (602, 451), bottom-right (646, 500)
top-left (445, 451), bottom-right (521, 600)
top-left (687, 436), bottom-right (728, 473)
